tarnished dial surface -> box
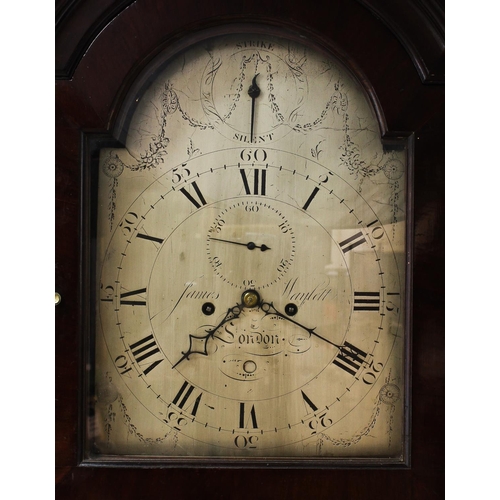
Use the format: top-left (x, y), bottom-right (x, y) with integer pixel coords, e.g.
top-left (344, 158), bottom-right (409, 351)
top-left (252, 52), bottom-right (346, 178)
top-left (92, 31), bottom-right (407, 461)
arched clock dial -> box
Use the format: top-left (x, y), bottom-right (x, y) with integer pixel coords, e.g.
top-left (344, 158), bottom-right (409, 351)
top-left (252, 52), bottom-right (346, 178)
top-left (91, 29), bottom-right (408, 462)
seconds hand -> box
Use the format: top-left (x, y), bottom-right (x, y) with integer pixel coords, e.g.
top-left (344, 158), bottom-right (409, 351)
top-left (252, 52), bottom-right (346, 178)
top-left (209, 236), bottom-right (271, 252)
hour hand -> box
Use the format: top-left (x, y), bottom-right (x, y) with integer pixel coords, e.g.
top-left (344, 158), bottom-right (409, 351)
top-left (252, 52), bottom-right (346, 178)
top-left (171, 334), bottom-right (211, 369)
top-left (209, 236), bottom-right (271, 251)
top-left (172, 302), bottom-right (245, 368)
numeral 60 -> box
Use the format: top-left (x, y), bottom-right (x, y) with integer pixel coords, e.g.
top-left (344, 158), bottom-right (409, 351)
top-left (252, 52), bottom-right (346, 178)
top-left (240, 149), bottom-right (267, 162)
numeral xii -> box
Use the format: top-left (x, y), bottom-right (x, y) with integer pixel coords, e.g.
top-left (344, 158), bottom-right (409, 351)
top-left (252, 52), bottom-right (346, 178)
top-left (240, 169), bottom-right (267, 195)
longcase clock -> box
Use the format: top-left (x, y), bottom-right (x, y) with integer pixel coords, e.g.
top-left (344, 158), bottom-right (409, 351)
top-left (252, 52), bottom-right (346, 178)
top-left (56, 0), bottom-right (444, 497)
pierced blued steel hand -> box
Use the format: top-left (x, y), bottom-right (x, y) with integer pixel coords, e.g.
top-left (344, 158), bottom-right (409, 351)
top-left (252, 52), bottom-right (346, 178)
top-left (172, 292), bottom-right (259, 369)
top-left (260, 301), bottom-right (340, 348)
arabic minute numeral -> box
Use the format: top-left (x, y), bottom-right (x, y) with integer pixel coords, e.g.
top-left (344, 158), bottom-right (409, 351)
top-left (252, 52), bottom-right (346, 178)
top-left (308, 412), bottom-right (333, 435)
top-left (172, 164), bottom-right (191, 184)
top-left (240, 148), bottom-right (268, 162)
top-left (234, 435), bottom-right (258, 449)
top-left (277, 259), bottom-right (289, 273)
top-left (115, 355), bottom-right (132, 376)
top-left (119, 212), bottom-right (139, 236)
top-left (362, 359), bottom-right (384, 385)
top-left (386, 292), bottom-right (401, 313)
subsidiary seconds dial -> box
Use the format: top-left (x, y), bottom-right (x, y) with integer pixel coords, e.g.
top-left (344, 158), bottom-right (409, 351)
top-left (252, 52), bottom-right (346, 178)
top-left (207, 200), bottom-right (296, 289)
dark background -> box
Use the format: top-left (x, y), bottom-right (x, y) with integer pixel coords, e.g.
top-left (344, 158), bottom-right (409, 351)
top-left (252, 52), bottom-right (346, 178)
top-left (55, 1), bottom-right (445, 498)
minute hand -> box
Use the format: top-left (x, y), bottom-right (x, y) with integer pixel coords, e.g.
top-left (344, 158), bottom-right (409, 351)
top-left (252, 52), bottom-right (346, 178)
top-left (209, 237), bottom-right (271, 252)
top-left (261, 301), bottom-right (339, 348)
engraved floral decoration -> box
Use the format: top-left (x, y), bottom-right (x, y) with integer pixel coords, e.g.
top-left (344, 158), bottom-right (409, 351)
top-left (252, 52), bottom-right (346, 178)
top-left (337, 88), bottom-right (381, 181)
top-left (101, 152), bottom-right (125, 231)
top-left (316, 376), bottom-right (402, 454)
top-left (100, 374), bottom-right (178, 448)
top-left (311, 139), bottom-right (325, 161)
top-left (317, 404), bottom-right (381, 451)
top-left (129, 127), bottom-right (170, 172)
top-left (383, 154), bottom-right (405, 232)
top-left (315, 82), bottom-right (405, 231)
top-left (378, 377), bottom-right (402, 448)
top-left (379, 383), bottom-right (401, 405)
top-left (102, 152), bottom-right (125, 178)
top-left (103, 49), bottom-right (405, 233)
top-left (162, 83), bottom-right (179, 114)
top-left (102, 82), bottom-right (181, 229)
top-left (383, 158), bottom-right (404, 181)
